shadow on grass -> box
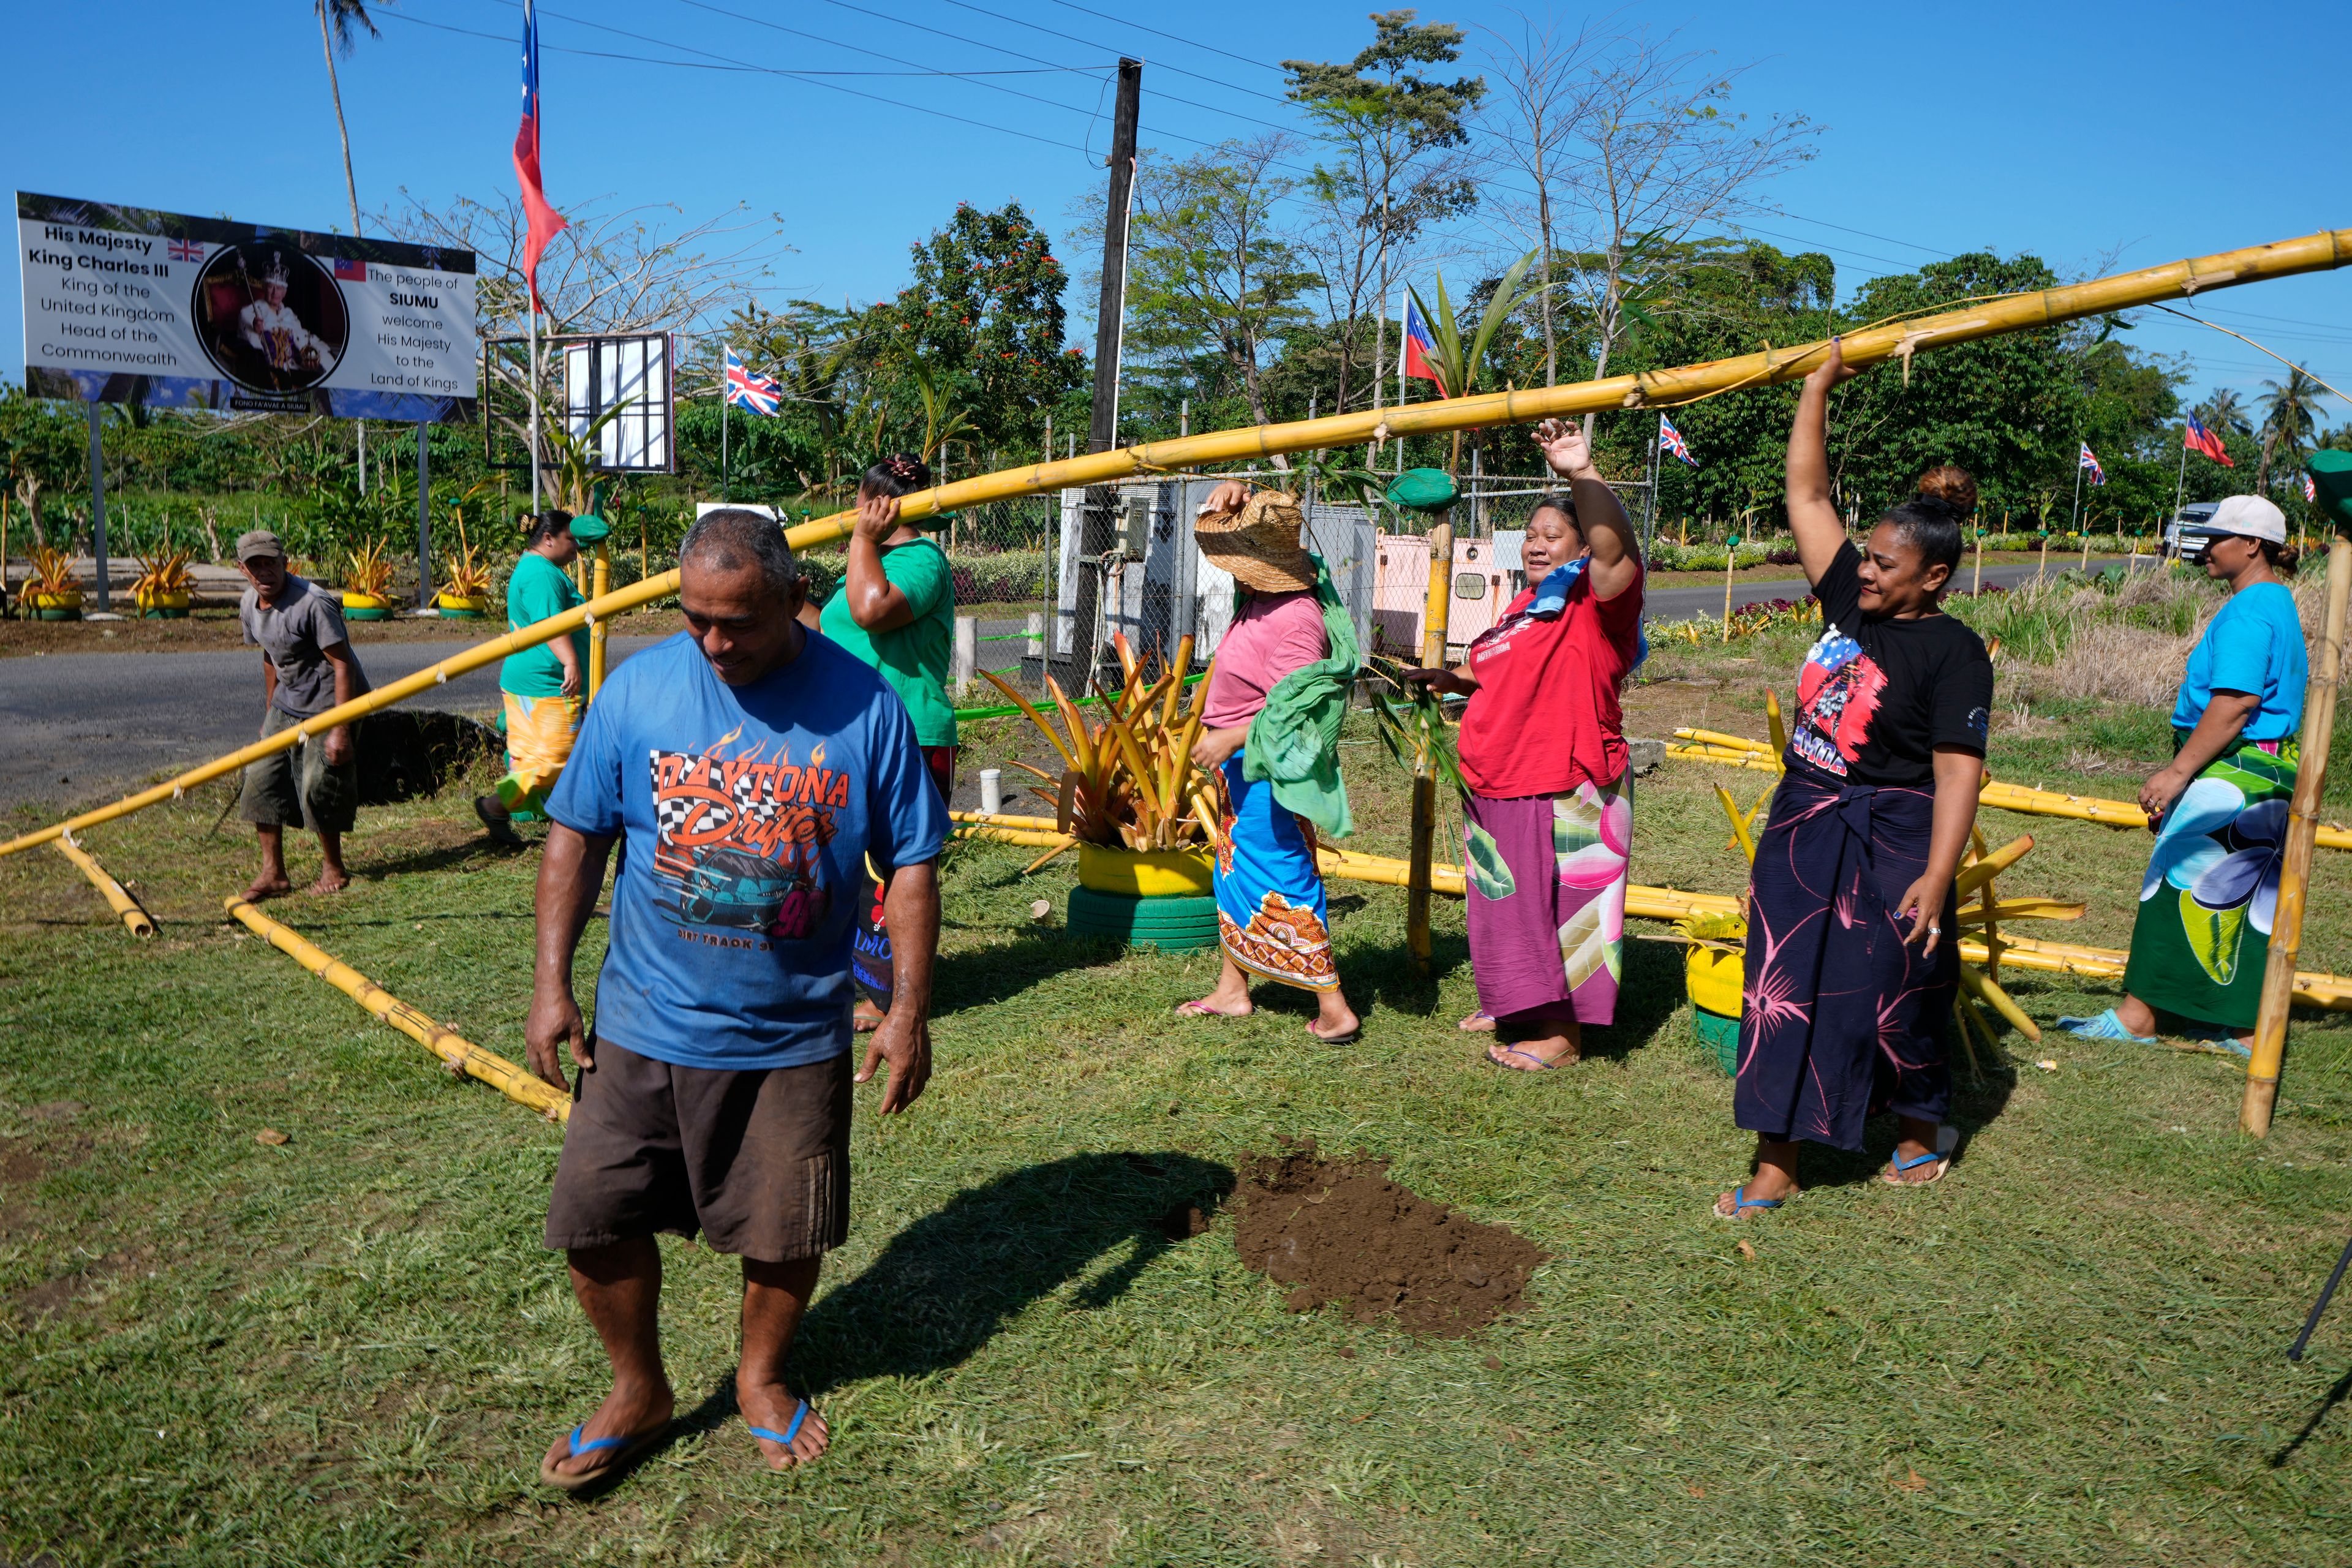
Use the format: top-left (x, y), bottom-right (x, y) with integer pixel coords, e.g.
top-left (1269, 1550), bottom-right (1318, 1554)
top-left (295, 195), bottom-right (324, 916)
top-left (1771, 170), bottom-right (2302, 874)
top-left (933, 927), bottom-right (1136, 1016)
top-left (2272, 1360), bottom-right (2352, 1468)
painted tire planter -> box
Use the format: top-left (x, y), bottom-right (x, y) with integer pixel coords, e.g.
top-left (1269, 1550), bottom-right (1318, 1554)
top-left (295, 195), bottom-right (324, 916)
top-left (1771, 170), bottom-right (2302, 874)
top-left (436, 592), bottom-right (491, 619)
top-left (28, 589), bottom-right (83, 622)
top-left (137, 589), bottom-right (192, 619)
top-left (343, 592), bottom-right (392, 622)
top-left (1069, 845), bottom-right (1219, 951)
top-left (1686, 944), bottom-right (1743, 1076)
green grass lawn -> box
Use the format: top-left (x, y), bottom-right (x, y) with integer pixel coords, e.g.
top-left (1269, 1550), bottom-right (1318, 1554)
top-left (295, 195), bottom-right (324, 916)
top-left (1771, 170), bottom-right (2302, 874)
top-left (2, 692), bottom-right (2351, 1566)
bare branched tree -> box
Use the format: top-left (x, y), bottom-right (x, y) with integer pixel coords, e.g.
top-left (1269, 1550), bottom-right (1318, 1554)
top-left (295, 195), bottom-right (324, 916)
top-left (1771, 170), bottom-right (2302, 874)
top-left (1548, 35), bottom-right (1818, 434)
top-left (1474, 12), bottom-right (1611, 386)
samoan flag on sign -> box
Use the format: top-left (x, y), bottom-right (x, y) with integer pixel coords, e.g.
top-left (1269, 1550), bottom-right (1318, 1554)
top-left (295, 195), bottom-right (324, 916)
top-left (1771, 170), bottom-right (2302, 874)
top-left (332, 257), bottom-right (368, 282)
top-left (725, 349), bottom-right (783, 416)
top-left (1400, 292), bottom-right (1446, 395)
top-left (1658, 413), bottom-right (1697, 467)
top-left (2078, 442), bottom-right (2106, 486)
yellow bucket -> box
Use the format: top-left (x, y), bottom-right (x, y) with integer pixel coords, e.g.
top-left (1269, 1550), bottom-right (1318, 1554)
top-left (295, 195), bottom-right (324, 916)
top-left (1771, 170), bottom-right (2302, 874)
top-left (1686, 944), bottom-right (1744, 1019)
top-left (1077, 843), bottom-right (1215, 897)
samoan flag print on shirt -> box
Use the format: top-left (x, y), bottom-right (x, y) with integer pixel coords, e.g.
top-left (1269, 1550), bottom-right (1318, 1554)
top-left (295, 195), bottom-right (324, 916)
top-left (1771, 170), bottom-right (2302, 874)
top-left (1791, 621), bottom-right (1886, 777)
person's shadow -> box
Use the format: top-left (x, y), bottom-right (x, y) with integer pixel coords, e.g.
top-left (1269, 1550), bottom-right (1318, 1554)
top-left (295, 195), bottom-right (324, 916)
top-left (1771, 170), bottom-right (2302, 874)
top-left (665, 1150), bottom-right (1233, 1445)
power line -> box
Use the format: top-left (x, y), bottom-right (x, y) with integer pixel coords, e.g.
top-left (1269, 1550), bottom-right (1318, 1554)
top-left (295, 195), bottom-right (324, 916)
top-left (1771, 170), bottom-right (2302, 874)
top-left (1042, 0), bottom-right (1289, 75)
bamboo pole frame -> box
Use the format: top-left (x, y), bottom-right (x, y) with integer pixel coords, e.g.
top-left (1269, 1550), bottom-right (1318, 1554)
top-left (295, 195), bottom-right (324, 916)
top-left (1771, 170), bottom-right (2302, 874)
top-left (224, 896), bottom-right (570, 1121)
top-left (9, 225), bottom-right (2351, 866)
top-left (587, 542), bottom-right (611, 699)
top-left (2244, 529), bottom-right (2352, 1135)
top-left (51, 834), bottom-right (154, 937)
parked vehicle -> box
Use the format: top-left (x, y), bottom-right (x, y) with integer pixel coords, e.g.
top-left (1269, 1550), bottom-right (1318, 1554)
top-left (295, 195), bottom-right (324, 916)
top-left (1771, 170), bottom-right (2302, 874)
top-left (2165, 500), bottom-right (2225, 563)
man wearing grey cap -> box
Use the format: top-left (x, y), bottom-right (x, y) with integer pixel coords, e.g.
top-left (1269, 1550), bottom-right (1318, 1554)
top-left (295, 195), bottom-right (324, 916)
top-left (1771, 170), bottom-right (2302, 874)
top-left (233, 529), bottom-right (371, 898)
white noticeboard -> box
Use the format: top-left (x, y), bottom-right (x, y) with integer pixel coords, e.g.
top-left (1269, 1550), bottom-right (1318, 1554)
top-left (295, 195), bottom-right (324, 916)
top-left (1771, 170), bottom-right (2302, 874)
top-left (17, 189), bottom-right (477, 422)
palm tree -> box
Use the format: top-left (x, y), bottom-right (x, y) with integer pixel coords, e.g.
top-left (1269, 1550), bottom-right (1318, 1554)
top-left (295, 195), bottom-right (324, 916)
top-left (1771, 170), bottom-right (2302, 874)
top-left (315, 1), bottom-right (385, 236)
top-left (2195, 387), bottom-right (2252, 438)
top-left (2257, 365), bottom-right (2331, 497)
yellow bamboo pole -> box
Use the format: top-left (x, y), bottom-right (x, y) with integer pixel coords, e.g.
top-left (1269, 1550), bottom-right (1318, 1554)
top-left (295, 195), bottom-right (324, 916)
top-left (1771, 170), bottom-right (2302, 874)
top-left (2245, 529), bottom-right (2352, 1135)
top-left (1959, 962), bottom-right (2041, 1042)
top-left (1765, 688), bottom-right (1788, 759)
top-left (51, 834), bottom-right (154, 937)
top-left (1677, 726), bottom-right (1772, 753)
top-left (9, 227), bottom-right (2346, 864)
top-left (1714, 783), bottom-right (1758, 862)
top-left (223, 896), bottom-right (570, 1121)
top-left (587, 542), bottom-right (611, 700)
top-left (1954, 834), bottom-right (2032, 897)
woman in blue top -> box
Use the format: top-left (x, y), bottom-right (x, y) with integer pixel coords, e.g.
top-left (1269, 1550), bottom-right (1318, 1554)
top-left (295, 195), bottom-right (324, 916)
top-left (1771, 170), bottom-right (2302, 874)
top-left (2062, 494), bottom-right (2307, 1050)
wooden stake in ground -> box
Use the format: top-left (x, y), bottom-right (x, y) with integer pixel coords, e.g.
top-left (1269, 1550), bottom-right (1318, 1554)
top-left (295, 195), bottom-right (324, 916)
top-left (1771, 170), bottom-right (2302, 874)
top-left (1721, 534), bottom-right (1740, 641)
top-left (1409, 515), bottom-right (1456, 976)
top-left (1973, 526), bottom-right (1983, 594)
top-left (2039, 533), bottom-right (2050, 582)
top-left (2245, 454), bottom-right (2352, 1135)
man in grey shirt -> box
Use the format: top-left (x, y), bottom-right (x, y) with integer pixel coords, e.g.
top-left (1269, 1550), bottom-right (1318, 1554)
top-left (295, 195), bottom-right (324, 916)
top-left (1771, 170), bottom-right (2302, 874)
top-left (234, 529), bottom-right (370, 898)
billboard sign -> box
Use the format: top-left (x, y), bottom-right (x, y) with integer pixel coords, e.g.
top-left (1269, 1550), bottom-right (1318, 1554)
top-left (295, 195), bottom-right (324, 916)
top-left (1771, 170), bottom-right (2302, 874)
top-left (17, 190), bottom-right (477, 423)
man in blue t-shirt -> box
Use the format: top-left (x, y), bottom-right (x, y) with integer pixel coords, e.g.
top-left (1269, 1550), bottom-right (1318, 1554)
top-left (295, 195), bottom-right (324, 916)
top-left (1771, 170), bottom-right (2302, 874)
top-left (526, 508), bottom-right (948, 1490)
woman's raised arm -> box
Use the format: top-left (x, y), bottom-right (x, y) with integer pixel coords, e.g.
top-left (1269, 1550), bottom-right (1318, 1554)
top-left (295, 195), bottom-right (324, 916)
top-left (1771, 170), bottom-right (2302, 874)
top-left (1786, 339), bottom-right (1859, 589)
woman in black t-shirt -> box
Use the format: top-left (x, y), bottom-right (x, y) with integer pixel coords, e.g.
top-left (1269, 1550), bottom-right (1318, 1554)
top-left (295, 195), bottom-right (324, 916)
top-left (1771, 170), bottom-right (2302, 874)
top-left (1715, 339), bottom-right (1995, 1219)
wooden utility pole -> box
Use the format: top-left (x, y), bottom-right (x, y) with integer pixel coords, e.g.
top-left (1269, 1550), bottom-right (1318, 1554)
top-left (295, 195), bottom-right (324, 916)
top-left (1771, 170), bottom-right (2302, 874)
top-left (2244, 452), bottom-right (2352, 1134)
top-left (1068, 57), bottom-right (1142, 688)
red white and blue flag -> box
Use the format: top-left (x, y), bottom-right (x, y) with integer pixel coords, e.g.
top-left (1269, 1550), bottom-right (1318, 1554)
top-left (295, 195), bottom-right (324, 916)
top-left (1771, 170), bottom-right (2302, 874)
top-left (725, 350), bottom-right (783, 417)
top-left (2078, 442), bottom-right (2106, 486)
top-left (1658, 413), bottom-right (1697, 468)
top-left (513, 0), bottom-right (569, 311)
top-left (2305, 471), bottom-right (2320, 503)
top-left (167, 238), bottom-right (203, 263)
top-left (1400, 291), bottom-right (1445, 395)
top-left (2185, 413), bottom-right (2236, 467)
top-left (331, 257), bottom-right (368, 282)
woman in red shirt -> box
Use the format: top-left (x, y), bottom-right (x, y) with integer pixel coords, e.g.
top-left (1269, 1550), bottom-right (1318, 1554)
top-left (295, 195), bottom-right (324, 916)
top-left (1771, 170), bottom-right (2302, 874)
top-left (1402, 420), bottom-right (1644, 1069)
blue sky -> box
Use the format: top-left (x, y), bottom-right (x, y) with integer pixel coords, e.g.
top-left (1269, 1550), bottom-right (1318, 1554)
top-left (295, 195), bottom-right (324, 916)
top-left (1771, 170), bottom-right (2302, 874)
top-left (8, 0), bottom-right (2348, 419)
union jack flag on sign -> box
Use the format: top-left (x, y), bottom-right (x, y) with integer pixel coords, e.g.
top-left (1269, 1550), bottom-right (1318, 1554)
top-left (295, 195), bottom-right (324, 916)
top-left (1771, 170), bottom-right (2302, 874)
top-left (2305, 471), bottom-right (2320, 503)
top-left (167, 238), bottom-right (203, 263)
top-left (724, 349), bottom-right (783, 416)
top-left (1657, 413), bottom-right (1697, 467)
top-left (2078, 442), bottom-right (2106, 486)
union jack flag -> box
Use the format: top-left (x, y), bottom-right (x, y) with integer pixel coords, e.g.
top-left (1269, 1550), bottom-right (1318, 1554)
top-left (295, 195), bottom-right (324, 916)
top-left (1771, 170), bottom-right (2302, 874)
top-left (724, 349), bottom-right (782, 416)
top-left (2078, 442), bottom-right (2105, 486)
top-left (167, 238), bottom-right (203, 263)
top-left (1658, 413), bottom-right (1697, 468)
top-left (2305, 471), bottom-right (2319, 503)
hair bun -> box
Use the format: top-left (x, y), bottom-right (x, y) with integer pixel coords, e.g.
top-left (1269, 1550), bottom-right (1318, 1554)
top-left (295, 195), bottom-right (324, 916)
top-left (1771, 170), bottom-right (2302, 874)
top-left (1915, 465), bottom-right (1978, 515)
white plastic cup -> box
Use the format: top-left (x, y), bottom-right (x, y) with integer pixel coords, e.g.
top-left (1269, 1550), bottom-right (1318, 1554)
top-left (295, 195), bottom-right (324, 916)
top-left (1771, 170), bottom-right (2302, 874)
top-left (979, 767), bottom-right (1003, 816)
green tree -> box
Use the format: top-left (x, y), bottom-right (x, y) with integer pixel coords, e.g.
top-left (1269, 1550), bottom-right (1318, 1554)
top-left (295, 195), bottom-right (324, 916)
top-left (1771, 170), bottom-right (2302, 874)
top-left (2257, 365), bottom-right (2330, 498)
top-left (315, 1), bottom-right (384, 236)
top-left (2196, 386), bottom-right (2253, 438)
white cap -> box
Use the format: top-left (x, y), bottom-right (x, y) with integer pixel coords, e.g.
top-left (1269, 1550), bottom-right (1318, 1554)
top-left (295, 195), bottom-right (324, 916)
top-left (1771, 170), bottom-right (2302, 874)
top-left (2209, 494), bottom-right (2286, 545)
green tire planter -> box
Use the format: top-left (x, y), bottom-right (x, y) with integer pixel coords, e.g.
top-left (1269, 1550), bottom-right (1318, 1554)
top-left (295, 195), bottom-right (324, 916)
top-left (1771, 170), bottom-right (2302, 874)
top-left (342, 606), bottom-right (391, 621)
top-left (1066, 885), bottom-right (1219, 952)
top-left (1690, 1008), bottom-right (1740, 1076)
top-left (37, 606), bottom-right (82, 622)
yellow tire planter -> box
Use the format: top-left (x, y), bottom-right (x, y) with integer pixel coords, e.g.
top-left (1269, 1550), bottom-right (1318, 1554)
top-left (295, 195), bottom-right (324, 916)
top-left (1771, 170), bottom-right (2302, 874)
top-left (436, 591), bottom-right (491, 619)
top-left (1686, 943), bottom-right (1744, 1076)
top-left (28, 588), bottom-right (83, 621)
top-left (1076, 843), bottom-right (1215, 897)
top-left (136, 588), bottom-right (191, 619)
top-left (343, 592), bottom-right (392, 622)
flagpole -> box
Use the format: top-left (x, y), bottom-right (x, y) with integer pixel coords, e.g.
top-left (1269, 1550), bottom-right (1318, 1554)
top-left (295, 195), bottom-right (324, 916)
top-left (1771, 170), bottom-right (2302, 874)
top-left (1643, 423), bottom-right (1660, 558)
top-left (529, 296), bottom-right (541, 514)
top-left (2169, 434), bottom-right (2190, 556)
top-left (722, 345), bottom-right (731, 503)
top-left (2070, 453), bottom-right (2084, 537)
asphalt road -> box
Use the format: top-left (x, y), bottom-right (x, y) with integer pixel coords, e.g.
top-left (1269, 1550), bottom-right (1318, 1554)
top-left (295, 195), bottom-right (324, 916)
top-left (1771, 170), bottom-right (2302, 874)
top-left (1, 554), bottom-right (2132, 813)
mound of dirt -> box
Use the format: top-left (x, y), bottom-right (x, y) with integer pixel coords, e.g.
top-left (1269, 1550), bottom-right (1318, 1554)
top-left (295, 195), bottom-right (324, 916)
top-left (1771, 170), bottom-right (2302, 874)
top-left (1234, 1143), bottom-right (1544, 1336)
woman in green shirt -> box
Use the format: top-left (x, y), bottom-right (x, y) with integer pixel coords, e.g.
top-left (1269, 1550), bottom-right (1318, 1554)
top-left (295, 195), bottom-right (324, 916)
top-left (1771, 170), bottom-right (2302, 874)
top-left (476, 509), bottom-right (589, 846)
top-left (813, 453), bottom-right (959, 1029)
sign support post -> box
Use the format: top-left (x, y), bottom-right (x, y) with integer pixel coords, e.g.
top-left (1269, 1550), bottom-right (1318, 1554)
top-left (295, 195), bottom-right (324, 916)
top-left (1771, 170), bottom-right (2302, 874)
top-left (86, 402), bottom-right (108, 614)
top-left (415, 422), bottom-right (432, 610)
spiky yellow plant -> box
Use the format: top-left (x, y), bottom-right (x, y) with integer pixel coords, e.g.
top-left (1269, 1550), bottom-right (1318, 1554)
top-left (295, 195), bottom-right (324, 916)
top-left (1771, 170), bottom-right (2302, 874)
top-left (344, 538), bottom-right (395, 600)
top-left (981, 633), bottom-right (1221, 851)
top-left (132, 548), bottom-right (195, 602)
top-left (440, 519), bottom-right (493, 599)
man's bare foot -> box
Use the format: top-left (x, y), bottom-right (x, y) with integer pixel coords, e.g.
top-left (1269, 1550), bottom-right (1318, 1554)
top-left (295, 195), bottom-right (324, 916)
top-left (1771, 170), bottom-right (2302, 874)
top-left (739, 1375), bottom-right (829, 1471)
top-left (851, 1001), bottom-right (886, 1035)
top-left (309, 869), bottom-right (351, 895)
top-left (243, 873), bottom-right (293, 902)
top-left (541, 1379), bottom-right (675, 1483)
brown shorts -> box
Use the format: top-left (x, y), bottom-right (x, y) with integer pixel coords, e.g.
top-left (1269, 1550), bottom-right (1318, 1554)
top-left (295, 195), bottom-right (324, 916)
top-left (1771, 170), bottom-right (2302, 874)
top-left (545, 1039), bottom-right (852, 1262)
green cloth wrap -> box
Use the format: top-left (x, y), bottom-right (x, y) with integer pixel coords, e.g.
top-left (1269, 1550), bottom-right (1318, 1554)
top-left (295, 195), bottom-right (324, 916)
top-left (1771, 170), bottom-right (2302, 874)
top-left (1241, 554), bottom-right (1357, 840)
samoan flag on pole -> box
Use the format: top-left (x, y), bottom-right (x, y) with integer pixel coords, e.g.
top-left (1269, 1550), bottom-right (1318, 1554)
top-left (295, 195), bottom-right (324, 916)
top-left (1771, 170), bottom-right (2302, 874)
top-left (1400, 291), bottom-right (1446, 395)
top-left (2185, 412), bottom-right (2236, 467)
top-left (513, 0), bottom-right (569, 311)
top-left (1658, 413), bottom-right (1698, 467)
top-left (2078, 442), bottom-right (2106, 486)
top-left (725, 350), bottom-right (784, 417)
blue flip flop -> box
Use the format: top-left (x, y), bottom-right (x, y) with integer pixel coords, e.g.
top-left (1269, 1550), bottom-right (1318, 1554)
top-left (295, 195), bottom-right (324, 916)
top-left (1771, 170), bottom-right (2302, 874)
top-left (2056, 1009), bottom-right (2159, 1043)
top-left (1882, 1124), bottom-right (1960, 1186)
top-left (749, 1398), bottom-right (814, 1468)
top-left (1487, 1043), bottom-right (1570, 1072)
top-left (538, 1420), bottom-right (668, 1492)
top-left (1713, 1185), bottom-right (1784, 1219)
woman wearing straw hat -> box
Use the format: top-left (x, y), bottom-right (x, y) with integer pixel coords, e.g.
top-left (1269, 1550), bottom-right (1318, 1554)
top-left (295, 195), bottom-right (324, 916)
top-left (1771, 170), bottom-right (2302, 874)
top-left (1400, 418), bottom-right (1645, 1070)
top-left (1176, 482), bottom-right (1363, 1042)
top-left (2059, 492), bottom-right (2306, 1053)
